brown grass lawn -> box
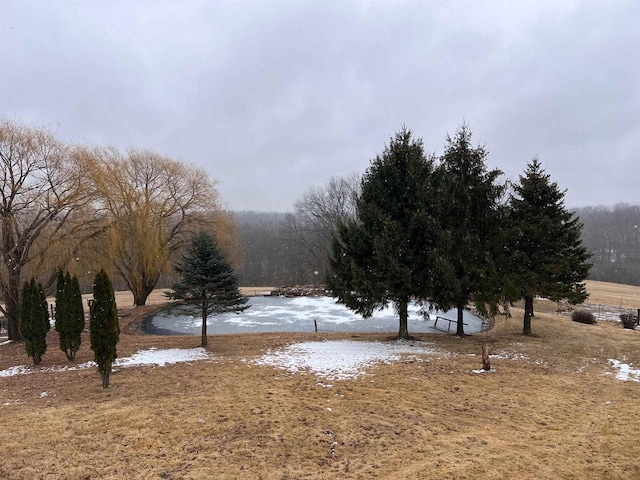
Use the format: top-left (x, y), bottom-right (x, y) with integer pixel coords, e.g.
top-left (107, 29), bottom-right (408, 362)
top-left (1, 282), bottom-right (640, 479)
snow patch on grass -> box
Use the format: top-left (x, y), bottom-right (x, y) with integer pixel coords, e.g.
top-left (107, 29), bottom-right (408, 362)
top-left (0, 365), bottom-right (31, 378)
top-left (471, 369), bottom-right (496, 374)
top-left (490, 351), bottom-right (529, 361)
top-left (113, 347), bottom-right (210, 367)
top-left (252, 340), bottom-right (438, 381)
top-left (0, 348), bottom-right (211, 378)
top-left (608, 359), bottom-right (640, 382)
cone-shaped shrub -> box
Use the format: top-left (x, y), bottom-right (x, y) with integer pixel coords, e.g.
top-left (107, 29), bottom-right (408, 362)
top-left (89, 269), bottom-right (119, 388)
top-left (19, 279), bottom-right (50, 365)
top-left (55, 270), bottom-right (85, 360)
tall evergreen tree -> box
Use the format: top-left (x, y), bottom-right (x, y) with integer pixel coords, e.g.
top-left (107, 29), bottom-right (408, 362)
top-left (327, 128), bottom-right (439, 339)
top-left (90, 269), bottom-right (119, 388)
top-left (55, 270), bottom-right (85, 360)
top-left (432, 124), bottom-right (505, 336)
top-left (19, 279), bottom-right (50, 365)
top-left (505, 158), bottom-right (591, 335)
top-left (167, 231), bottom-right (249, 348)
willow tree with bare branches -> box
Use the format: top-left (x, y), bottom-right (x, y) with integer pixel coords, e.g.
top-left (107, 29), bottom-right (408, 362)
top-left (0, 120), bottom-right (96, 340)
top-left (91, 148), bottom-right (232, 306)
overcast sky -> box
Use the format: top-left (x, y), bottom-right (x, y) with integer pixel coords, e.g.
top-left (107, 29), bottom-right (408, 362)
top-left (1, 0), bottom-right (638, 212)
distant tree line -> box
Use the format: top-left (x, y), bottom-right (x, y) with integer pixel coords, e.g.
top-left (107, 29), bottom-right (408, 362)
top-left (576, 204), bottom-right (640, 286)
top-left (233, 174), bottom-right (358, 288)
top-left (234, 203), bottom-right (639, 290)
top-left (233, 211), bottom-right (316, 287)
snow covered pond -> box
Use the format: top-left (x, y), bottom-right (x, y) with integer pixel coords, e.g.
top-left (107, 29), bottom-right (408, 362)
top-left (142, 295), bottom-right (484, 335)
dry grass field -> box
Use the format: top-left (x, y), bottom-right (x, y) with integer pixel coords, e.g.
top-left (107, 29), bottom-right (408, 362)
top-left (584, 280), bottom-right (640, 309)
top-left (1, 281), bottom-right (639, 479)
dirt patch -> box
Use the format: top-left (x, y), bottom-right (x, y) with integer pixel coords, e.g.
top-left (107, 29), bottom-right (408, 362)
top-left (120, 304), bottom-right (164, 335)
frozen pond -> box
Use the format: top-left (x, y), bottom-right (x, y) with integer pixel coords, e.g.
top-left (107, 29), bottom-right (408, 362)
top-left (141, 296), bottom-right (484, 335)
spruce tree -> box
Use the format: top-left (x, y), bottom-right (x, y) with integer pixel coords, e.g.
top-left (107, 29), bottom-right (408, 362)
top-left (90, 269), bottom-right (119, 388)
top-left (55, 270), bottom-right (85, 360)
top-left (167, 231), bottom-right (249, 348)
top-left (431, 124), bottom-right (505, 336)
top-left (327, 127), bottom-right (439, 339)
top-left (19, 279), bottom-right (50, 365)
top-left (505, 158), bottom-right (591, 335)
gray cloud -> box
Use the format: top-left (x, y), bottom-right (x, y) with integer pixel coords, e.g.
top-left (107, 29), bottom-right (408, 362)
top-left (1, 0), bottom-right (638, 211)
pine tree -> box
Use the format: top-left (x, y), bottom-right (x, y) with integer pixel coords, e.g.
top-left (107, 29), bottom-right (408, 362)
top-left (431, 124), bottom-right (505, 336)
top-left (327, 127), bottom-right (439, 339)
top-left (505, 158), bottom-right (591, 335)
top-left (19, 279), bottom-right (50, 365)
top-left (55, 270), bottom-right (85, 360)
top-left (90, 269), bottom-right (119, 388)
top-left (167, 231), bottom-right (249, 348)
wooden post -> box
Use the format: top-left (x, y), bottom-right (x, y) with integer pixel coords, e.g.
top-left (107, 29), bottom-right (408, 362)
top-left (637, 308), bottom-right (639, 326)
top-left (314, 319), bottom-right (318, 333)
top-left (482, 345), bottom-right (491, 371)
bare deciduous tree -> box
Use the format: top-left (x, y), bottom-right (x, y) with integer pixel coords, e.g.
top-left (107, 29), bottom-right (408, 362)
top-left (0, 120), bottom-right (95, 340)
top-left (284, 173), bottom-right (360, 280)
top-left (91, 148), bottom-right (232, 306)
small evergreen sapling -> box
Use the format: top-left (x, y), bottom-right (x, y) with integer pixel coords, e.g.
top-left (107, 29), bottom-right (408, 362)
top-left (167, 231), bottom-right (249, 348)
top-left (89, 269), bottom-right (119, 388)
top-left (55, 270), bottom-right (85, 360)
top-left (19, 279), bottom-right (50, 365)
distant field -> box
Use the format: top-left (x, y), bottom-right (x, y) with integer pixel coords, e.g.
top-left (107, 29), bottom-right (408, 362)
top-left (585, 280), bottom-right (640, 309)
top-left (1, 283), bottom-right (639, 479)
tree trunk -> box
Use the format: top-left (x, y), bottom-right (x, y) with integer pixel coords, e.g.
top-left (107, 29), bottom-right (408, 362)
top-left (397, 298), bottom-right (410, 340)
top-left (132, 282), bottom-right (153, 306)
top-left (133, 291), bottom-right (148, 307)
top-left (201, 302), bottom-right (208, 348)
top-left (132, 272), bottom-right (161, 306)
top-left (523, 294), bottom-right (533, 336)
top-left (4, 271), bottom-right (22, 341)
top-left (529, 296), bottom-right (534, 319)
top-left (456, 303), bottom-right (465, 336)
top-left (101, 370), bottom-right (110, 388)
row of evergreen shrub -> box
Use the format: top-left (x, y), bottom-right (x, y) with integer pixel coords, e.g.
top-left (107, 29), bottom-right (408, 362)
top-left (18, 269), bottom-right (120, 387)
